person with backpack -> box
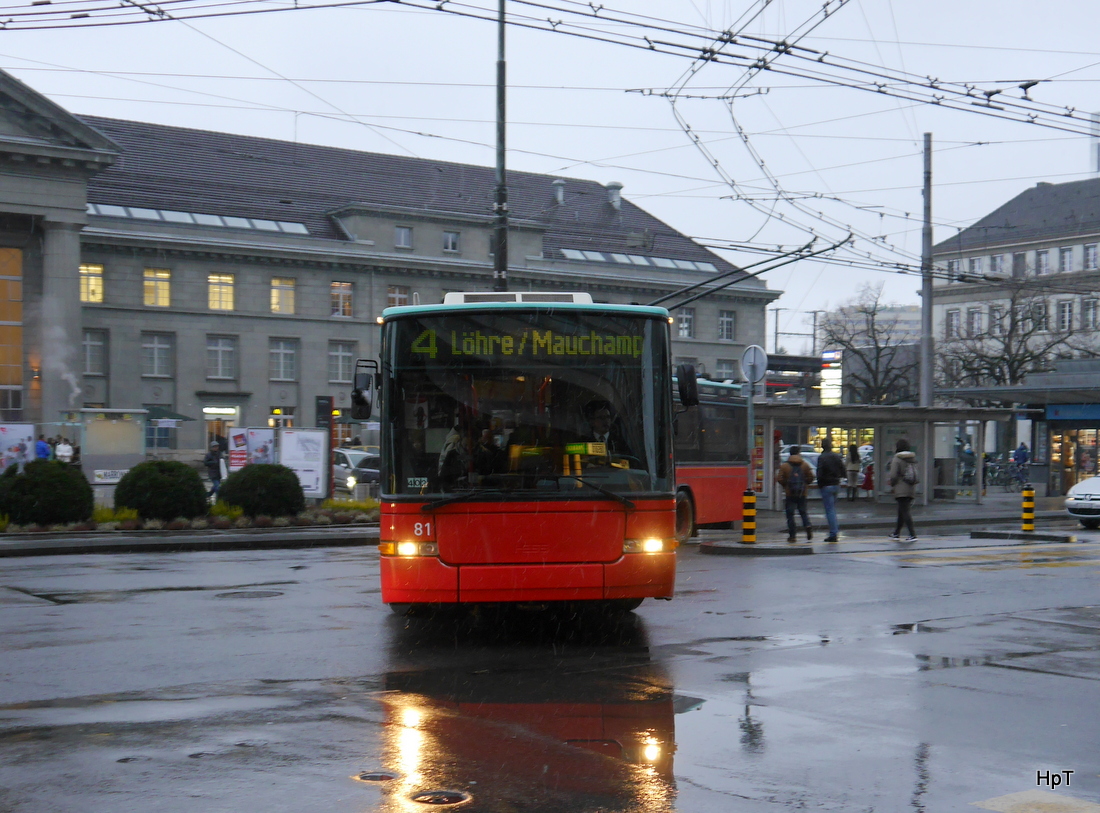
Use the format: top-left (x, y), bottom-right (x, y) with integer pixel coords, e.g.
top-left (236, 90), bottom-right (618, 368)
top-left (777, 444), bottom-right (815, 542)
top-left (887, 438), bottom-right (919, 542)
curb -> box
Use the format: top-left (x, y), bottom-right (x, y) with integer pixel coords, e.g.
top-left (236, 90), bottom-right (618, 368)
top-left (699, 540), bottom-right (813, 556)
top-left (969, 530), bottom-right (1078, 543)
top-left (0, 526), bottom-right (379, 557)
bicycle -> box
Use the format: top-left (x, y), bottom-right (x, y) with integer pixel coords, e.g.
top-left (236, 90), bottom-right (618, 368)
top-left (1004, 462), bottom-right (1029, 492)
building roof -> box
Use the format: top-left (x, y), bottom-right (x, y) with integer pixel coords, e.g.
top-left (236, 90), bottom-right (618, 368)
top-left (933, 176), bottom-right (1100, 255)
top-left (78, 115), bottom-right (741, 277)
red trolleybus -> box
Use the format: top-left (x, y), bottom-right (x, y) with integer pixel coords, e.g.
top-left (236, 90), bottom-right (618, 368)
top-left (355, 292), bottom-right (686, 614)
top-left (672, 378), bottom-right (750, 543)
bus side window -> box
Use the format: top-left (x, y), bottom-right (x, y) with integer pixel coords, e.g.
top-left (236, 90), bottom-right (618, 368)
top-left (674, 407), bottom-right (701, 461)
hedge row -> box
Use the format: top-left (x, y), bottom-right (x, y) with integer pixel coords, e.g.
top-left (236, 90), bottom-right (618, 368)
top-left (0, 460), bottom-right (306, 525)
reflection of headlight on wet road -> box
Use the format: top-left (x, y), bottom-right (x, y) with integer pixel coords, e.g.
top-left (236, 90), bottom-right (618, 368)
top-left (643, 742), bottom-right (661, 762)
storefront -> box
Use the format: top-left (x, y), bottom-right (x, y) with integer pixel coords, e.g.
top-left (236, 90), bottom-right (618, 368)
top-left (1047, 405), bottom-right (1100, 495)
top-left (938, 358), bottom-right (1100, 497)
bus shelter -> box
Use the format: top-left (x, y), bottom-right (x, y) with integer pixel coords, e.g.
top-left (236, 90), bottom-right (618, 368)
top-left (754, 404), bottom-right (1021, 510)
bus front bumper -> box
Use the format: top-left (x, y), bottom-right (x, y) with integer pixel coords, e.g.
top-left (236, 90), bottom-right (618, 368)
top-left (380, 553), bottom-right (676, 604)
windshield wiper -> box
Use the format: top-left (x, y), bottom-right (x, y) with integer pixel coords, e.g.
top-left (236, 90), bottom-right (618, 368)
top-left (556, 476), bottom-right (635, 509)
top-left (422, 489), bottom-right (505, 512)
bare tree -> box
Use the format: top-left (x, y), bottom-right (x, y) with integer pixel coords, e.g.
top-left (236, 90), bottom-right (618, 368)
top-left (938, 279), bottom-right (1075, 391)
top-left (820, 283), bottom-right (920, 404)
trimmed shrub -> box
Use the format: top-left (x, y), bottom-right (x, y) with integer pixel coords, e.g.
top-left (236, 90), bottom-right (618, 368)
top-left (0, 460), bottom-right (94, 526)
top-left (217, 464), bottom-right (305, 517)
top-left (114, 460), bottom-right (208, 521)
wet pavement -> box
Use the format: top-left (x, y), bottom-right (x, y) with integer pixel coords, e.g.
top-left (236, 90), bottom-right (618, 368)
top-left (1, 529), bottom-right (1098, 812)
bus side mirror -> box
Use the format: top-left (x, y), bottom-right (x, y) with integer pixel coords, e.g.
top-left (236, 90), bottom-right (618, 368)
top-left (676, 363), bottom-right (699, 407)
top-left (351, 359), bottom-right (379, 421)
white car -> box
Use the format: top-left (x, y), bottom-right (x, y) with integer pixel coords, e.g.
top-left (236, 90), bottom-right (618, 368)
top-left (1065, 476), bottom-right (1100, 530)
top-left (333, 448), bottom-right (371, 492)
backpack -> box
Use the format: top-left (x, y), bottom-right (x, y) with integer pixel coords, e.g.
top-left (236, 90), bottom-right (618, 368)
top-left (902, 460), bottom-right (919, 485)
top-left (786, 462), bottom-right (807, 498)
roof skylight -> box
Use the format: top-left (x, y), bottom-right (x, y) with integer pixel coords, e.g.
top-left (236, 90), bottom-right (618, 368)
top-left (87, 203), bottom-right (309, 236)
top-left (558, 247), bottom-right (721, 272)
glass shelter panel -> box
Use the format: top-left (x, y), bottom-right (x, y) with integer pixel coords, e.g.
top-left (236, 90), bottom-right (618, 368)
top-left (383, 310), bottom-right (673, 498)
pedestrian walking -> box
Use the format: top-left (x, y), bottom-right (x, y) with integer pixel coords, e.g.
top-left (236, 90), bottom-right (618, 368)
top-left (887, 438), bottom-right (919, 542)
top-left (203, 442), bottom-right (224, 500)
top-left (777, 444), bottom-right (815, 542)
top-left (845, 444), bottom-right (862, 501)
top-left (816, 439), bottom-right (846, 542)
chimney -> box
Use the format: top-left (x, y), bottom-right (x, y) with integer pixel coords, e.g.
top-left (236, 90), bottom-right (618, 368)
top-left (606, 181), bottom-right (623, 210)
top-left (552, 178), bottom-right (565, 205)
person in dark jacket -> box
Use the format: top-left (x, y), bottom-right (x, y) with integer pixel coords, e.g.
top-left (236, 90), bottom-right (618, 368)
top-left (203, 442), bottom-right (224, 499)
top-left (816, 439), bottom-right (846, 542)
top-left (777, 445), bottom-right (815, 542)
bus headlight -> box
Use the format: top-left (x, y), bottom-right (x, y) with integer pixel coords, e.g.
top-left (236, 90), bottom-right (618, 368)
top-left (623, 538), bottom-right (670, 553)
top-left (388, 541), bottom-right (439, 557)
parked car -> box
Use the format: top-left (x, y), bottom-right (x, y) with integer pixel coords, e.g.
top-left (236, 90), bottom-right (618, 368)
top-left (346, 455), bottom-right (381, 491)
top-left (333, 448), bottom-right (371, 492)
top-left (1065, 476), bottom-right (1100, 529)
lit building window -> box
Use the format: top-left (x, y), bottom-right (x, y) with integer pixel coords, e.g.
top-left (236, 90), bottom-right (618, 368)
top-left (143, 268), bottom-right (171, 307)
top-left (270, 277), bottom-right (296, 314)
top-left (80, 264), bottom-right (104, 303)
top-left (208, 273), bottom-right (235, 311)
top-left (331, 281), bottom-right (352, 317)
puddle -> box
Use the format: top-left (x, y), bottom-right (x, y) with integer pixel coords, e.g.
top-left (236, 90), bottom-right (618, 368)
top-left (0, 696), bottom-right (299, 728)
top-left (8, 581), bottom-right (298, 604)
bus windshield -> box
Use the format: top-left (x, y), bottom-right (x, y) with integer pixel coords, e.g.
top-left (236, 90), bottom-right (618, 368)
top-left (383, 309), bottom-right (673, 498)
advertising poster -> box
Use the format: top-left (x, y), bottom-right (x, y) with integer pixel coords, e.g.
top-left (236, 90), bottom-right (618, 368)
top-left (227, 428), bottom-right (277, 472)
top-left (278, 428), bottom-right (327, 498)
top-left (228, 428), bottom-right (249, 472)
top-left (247, 428), bottom-right (276, 465)
top-left (0, 423), bottom-right (35, 473)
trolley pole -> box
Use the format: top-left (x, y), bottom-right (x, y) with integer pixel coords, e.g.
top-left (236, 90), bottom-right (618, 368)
top-left (919, 132), bottom-right (934, 407)
top-left (492, 0), bottom-right (509, 292)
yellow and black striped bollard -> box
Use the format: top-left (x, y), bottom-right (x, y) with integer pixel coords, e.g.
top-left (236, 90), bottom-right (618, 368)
top-left (741, 488), bottom-right (756, 545)
top-left (1022, 484), bottom-right (1035, 532)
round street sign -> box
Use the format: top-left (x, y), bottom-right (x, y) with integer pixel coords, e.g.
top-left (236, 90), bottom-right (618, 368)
top-left (741, 344), bottom-right (768, 383)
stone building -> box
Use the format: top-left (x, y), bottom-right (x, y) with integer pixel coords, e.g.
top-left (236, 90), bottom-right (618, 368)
top-left (0, 69), bottom-right (779, 455)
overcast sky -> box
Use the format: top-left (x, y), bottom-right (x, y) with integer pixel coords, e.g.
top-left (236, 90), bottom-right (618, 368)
top-left (3, 0), bottom-right (1099, 352)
